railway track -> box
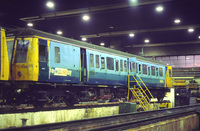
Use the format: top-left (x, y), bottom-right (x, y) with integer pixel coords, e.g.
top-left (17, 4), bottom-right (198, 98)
top-left (1, 104), bottom-right (200, 131)
top-left (0, 102), bottom-right (119, 114)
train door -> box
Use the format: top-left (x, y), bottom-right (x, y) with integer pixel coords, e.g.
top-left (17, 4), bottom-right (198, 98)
top-left (38, 39), bottom-right (49, 81)
top-left (165, 66), bottom-right (173, 88)
top-left (0, 27), bottom-right (9, 80)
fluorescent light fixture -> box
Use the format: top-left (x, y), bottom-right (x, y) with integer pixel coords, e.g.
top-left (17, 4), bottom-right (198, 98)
top-left (174, 19), bottom-right (181, 24)
top-left (82, 15), bottom-right (90, 21)
top-left (27, 23), bottom-right (33, 27)
top-left (144, 39), bottom-right (150, 43)
top-left (100, 42), bottom-right (105, 46)
top-left (57, 30), bottom-right (62, 35)
top-left (156, 6), bottom-right (163, 12)
top-left (188, 28), bottom-right (194, 33)
top-left (82, 38), bottom-right (87, 41)
top-left (129, 0), bottom-right (138, 6)
top-left (129, 33), bottom-right (135, 37)
top-left (46, 1), bottom-right (54, 8)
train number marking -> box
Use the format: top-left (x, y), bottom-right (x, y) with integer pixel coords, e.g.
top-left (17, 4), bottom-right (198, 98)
top-left (51, 68), bottom-right (72, 76)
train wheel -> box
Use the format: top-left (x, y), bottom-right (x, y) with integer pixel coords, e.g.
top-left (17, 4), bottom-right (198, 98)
top-left (32, 101), bottom-right (45, 109)
top-left (64, 95), bottom-right (77, 106)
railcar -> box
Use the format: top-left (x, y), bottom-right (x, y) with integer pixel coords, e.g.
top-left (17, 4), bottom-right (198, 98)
top-left (0, 28), bottom-right (172, 108)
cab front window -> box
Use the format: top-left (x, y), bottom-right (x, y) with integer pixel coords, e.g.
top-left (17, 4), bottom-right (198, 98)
top-left (15, 40), bottom-right (29, 63)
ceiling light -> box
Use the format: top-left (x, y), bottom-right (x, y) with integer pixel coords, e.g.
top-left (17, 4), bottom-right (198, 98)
top-left (27, 23), bottom-right (33, 27)
top-left (129, 0), bottom-right (138, 6)
top-left (174, 19), bottom-right (181, 24)
top-left (100, 43), bottom-right (105, 46)
top-left (129, 33), bottom-right (135, 37)
top-left (82, 38), bottom-right (87, 41)
top-left (198, 36), bottom-right (200, 39)
top-left (188, 28), bottom-right (194, 33)
top-left (144, 39), bottom-right (150, 43)
top-left (46, 1), bottom-right (54, 8)
top-left (82, 15), bottom-right (90, 21)
top-left (156, 6), bottom-right (163, 12)
top-left (57, 30), bottom-right (62, 35)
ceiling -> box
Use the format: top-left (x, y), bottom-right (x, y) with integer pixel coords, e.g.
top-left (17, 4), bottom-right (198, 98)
top-left (1, 0), bottom-right (200, 51)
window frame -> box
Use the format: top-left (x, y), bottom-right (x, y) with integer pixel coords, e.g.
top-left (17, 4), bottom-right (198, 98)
top-left (106, 57), bottom-right (114, 70)
top-left (55, 46), bottom-right (61, 63)
top-left (96, 55), bottom-right (99, 68)
top-left (101, 57), bottom-right (105, 69)
top-left (90, 54), bottom-right (94, 68)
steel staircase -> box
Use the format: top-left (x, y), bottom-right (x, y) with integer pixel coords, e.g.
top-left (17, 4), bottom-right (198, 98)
top-left (127, 74), bottom-right (155, 111)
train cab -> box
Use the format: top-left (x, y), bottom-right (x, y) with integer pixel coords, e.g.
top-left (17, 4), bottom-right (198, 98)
top-left (7, 35), bottom-right (81, 84)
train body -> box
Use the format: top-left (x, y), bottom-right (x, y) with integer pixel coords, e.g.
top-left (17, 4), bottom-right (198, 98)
top-left (0, 27), bottom-right (172, 107)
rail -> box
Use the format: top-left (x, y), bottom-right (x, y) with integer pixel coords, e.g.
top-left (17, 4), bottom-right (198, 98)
top-left (1, 104), bottom-right (200, 131)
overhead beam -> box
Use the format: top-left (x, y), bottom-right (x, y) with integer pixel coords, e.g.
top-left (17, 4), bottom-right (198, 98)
top-left (80, 24), bottom-right (200, 38)
top-left (125, 40), bottom-right (200, 47)
top-left (20, 0), bottom-right (174, 22)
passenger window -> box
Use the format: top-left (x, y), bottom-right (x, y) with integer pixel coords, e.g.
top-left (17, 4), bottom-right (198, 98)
top-left (101, 57), bottom-right (105, 69)
top-left (143, 64), bottom-right (147, 75)
top-left (156, 68), bottom-right (158, 76)
top-left (139, 64), bottom-right (141, 74)
top-left (148, 66), bottom-right (150, 75)
top-left (136, 63), bottom-right (138, 73)
top-left (151, 66), bottom-right (155, 76)
top-left (132, 62), bottom-right (135, 73)
top-left (116, 60), bottom-right (119, 71)
top-left (90, 54), bottom-right (94, 68)
top-left (120, 60), bottom-right (123, 71)
top-left (107, 57), bottom-right (114, 70)
top-left (55, 46), bottom-right (60, 63)
top-left (124, 60), bottom-right (127, 72)
top-left (96, 55), bottom-right (99, 68)
top-left (130, 62), bottom-right (132, 72)
top-left (159, 67), bottom-right (163, 77)
top-left (39, 45), bottom-right (47, 62)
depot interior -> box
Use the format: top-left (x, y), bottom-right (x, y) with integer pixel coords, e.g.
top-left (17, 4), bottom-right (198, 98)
top-left (1, 0), bottom-right (200, 108)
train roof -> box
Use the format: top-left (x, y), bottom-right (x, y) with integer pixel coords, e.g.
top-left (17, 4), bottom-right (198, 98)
top-left (6, 28), bottom-right (166, 66)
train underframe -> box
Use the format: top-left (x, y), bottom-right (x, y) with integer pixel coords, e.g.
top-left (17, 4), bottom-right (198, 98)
top-left (0, 81), bottom-right (168, 108)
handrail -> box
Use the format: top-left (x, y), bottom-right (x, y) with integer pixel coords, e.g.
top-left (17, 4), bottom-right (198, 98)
top-left (128, 74), bottom-right (155, 111)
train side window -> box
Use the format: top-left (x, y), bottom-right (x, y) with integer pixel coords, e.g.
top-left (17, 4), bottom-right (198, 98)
top-left (148, 66), bottom-right (150, 75)
top-left (156, 68), bottom-right (158, 76)
top-left (143, 64), bottom-right (147, 75)
top-left (116, 60), bottom-right (119, 71)
top-left (101, 57), bottom-right (105, 69)
top-left (159, 67), bottom-right (163, 77)
top-left (139, 64), bottom-right (141, 74)
top-left (124, 60), bottom-right (127, 72)
top-left (120, 60), bottom-right (123, 71)
top-left (39, 45), bottom-right (47, 62)
top-left (55, 46), bottom-right (60, 63)
top-left (96, 55), bottom-right (99, 68)
top-left (151, 66), bottom-right (155, 76)
top-left (107, 57), bottom-right (114, 70)
top-left (136, 63), bottom-right (138, 73)
top-left (132, 62), bottom-right (135, 73)
top-left (90, 54), bottom-right (94, 68)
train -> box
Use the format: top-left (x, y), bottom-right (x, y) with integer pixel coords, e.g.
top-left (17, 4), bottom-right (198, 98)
top-left (0, 27), bottom-right (172, 108)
